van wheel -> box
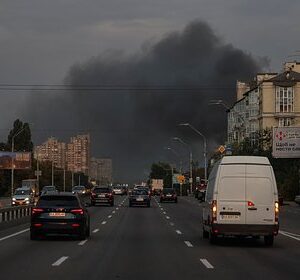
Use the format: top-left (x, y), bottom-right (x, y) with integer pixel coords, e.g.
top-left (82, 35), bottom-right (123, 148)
top-left (264, 235), bottom-right (274, 246)
top-left (203, 227), bottom-right (209, 239)
top-left (209, 232), bottom-right (217, 244)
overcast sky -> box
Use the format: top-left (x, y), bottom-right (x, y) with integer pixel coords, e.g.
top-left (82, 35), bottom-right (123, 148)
top-left (1, 0), bottom-right (300, 182)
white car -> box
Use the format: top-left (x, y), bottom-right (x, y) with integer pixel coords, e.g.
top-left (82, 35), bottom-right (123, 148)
top-left (202, 156), bottom-right (279, 246)
top-left (12, 188), bottom-right (35, 206)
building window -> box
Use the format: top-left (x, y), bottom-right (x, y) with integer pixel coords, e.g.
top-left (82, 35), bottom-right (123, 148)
top-left (276, 87), bottom-right (294, 113)
top-left (278, 118), bottom-right (292, 127)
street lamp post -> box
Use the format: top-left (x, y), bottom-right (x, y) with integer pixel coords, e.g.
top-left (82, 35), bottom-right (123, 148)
top-left (172, 137), bottom-right (193, 193)
top-left (11, 125), bottom-right (27, 197)
top-left (179, 123), bottom-right (207, 183)
top-left (164, 147), bottom-right (182, 173)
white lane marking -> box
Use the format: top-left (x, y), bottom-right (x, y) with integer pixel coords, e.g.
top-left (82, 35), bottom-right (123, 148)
top-left (176, 230), bottom-right (182, 235)
top-left (78, 240), bottom-right (88, 246)
top-left (0, 228), bottom-right (29, 242)
top-left (118, 205), bottom-right (121, 207)
top-left (101, 221), bottom-right (107, 225)
top-left (280, 230), bottom-right (300, 237)
top-left (166, 216), bottom-right (170, 219)
top-left (52, 256), bottom-right (69, 267)
top-left (184, 241), bottom-right (193, 247)
top-left (112, 211), bottom-right (116, 214)
top-left (279, 230), bottom-right (300, 241)
top-left (163, 212), bottom-right (167, 214)
top-left (170, 222), bottom-right (175, 226)
top-left (200, 259), bottom-right (214, 269)
top-left (108, 215), bottom-right (112, 219)
top-left (116, 207), bottom-right (119, 210)
top-left (92, 229), bottom-right (99, 233)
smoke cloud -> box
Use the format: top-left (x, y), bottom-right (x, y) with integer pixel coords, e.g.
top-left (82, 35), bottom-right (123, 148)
top-left (23, 20), bottom-right (267, 183)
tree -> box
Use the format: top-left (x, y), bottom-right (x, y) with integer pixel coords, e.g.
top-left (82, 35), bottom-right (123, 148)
top-left (149, 162), bottom-right (173, 188)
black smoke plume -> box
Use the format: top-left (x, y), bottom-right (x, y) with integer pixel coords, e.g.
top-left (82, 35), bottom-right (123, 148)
top-left (24, 20), bottom-right (267, 183)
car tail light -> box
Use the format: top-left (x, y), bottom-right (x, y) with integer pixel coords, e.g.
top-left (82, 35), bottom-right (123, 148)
top-left (32, 208), bottom-right (44, 215)
top-left (248, 201), bottom-right (255, 207)
top-left (72, 223), bottom-right (80, 227)
top-left (91, 192), bottom-right (96, 197)
top-left (71, 209), bottom-right (84, 215)
top-left (211, 200), bottom-right (217, 223)
top-left (275, 201), bottom-right (279, 223)
top-left (33, 223), bottom-right (42, 227)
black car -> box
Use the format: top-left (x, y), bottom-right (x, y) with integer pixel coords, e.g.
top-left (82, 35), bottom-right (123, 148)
top-left (129, 189), bottom-right (150, 207)
top-left (160, 188), bottom-right (177, 203)
top-left (30, 193), bottom-right (90, 240)
top-left (91, 187), bottom-right (114, 206)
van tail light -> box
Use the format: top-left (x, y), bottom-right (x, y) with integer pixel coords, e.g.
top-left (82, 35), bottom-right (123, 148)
top-left (32, 208), bottom-right (44, 215)
top-left (211, 200), bottom-right (217, 223)
top-left (248, 201), bottom-right (255, 207)
top-left (71, 208), bottom-right (84, 215)
top-left (275, 201), bottom-right (279, 223)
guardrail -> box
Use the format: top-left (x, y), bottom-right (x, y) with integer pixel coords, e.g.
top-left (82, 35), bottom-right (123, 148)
top-left (0, 205), bottom-right (32, 223)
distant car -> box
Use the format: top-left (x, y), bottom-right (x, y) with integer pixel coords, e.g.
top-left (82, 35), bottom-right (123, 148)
top-left (41, 186), bottom-right (58, 196)
top-left (295, 195), bottom-right (300, 205)
top-left (30, 193), bottom-right (90, 240)
top-left (12, 188), bottom-right (35, 206)
top-left (91, 187), bottom-right (114, 206)
top-left (72, 186), bottom-right (87, 195)
top-left (129, 189), bottom-right (150, 207)
top-left (112, 186), bottom-right (125, 195)
top-left (160, 188), bottom-right (177, 203)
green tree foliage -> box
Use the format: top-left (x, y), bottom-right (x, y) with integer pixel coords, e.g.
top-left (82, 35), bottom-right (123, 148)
top-left (149, 162), bottom-right (173, 188)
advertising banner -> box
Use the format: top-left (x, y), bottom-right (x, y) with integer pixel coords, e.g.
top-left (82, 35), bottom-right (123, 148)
top-left (272, 127), bottom-right (300, 158)
top-left (0, 152), bottom-right (31, 170)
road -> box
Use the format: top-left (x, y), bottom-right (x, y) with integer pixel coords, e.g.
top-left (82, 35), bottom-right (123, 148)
top-left (0, 195), bottom-right (299, 280)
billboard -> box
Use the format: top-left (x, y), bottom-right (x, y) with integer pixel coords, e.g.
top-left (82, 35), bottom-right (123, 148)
top-left (0, 152), bottom-right (32, 170)
top-left (272, 127), bottom-right (300, 158)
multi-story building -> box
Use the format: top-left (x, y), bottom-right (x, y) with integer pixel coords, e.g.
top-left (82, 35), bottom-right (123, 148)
top-left (227, 61), bottom-right (300, 145)
top-left (66, 134), bottom-right (90, 175)
top-left (34, 137), bottom-right (66, 169)
top-left (90, 157), bottom-right (112, 185)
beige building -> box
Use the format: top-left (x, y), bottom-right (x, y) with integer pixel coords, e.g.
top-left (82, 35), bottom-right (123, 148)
top-left (34, 137), bottom-right (66, 169)
top-left (90, 157), bottom-right (112, 185)
top-left (228, 61), bottom-right (300, 145)
top-left (66, 134), bottom-right (90, 175)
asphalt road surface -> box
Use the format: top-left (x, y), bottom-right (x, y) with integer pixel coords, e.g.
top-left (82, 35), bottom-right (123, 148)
top-left (0, 195), bottom-right (299, 280)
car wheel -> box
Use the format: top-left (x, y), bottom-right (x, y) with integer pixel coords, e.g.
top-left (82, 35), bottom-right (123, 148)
top-left (30, 230), bottom-right (38, 241)
top-left (110, 201), bottom-right (114, 207)
top-left (264, 235), bottom-right (274, 246)
top-left (86, 224), bottom-right (90, 238)
top-left (175, 199), bottom-right (178, 203)
top-left (160, 199), bottom-right (163, 203)
top-left (202, 227), bottom-right (209, 239)
top-left (209, 231), bottom-right (217, 244)
top-left (129, 202), bottom-right (132, 207)
top-left (91, 201), bottom-right (95, 206)
top-left (79, 226), bottom-right (87, 240)
top-left (147, 203), bottom-right (150, 208)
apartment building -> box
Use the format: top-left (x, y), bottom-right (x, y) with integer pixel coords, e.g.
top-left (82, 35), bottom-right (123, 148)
top-left (90, 157), bottom-right (112, 185)
top-left (66, 134), bottom-right (90, 175)
top-left (227, 61), bottom-right (300, 145)
top-left (34, 137), bottom-right (66, 169)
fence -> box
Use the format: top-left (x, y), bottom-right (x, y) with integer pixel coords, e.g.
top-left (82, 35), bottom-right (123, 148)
top-left (0, 205), bottom-right (32, 223)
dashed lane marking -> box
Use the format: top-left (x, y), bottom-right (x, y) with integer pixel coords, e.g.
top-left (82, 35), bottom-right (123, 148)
top-left (112, 211), bottom-right (116, 214)
top-left (163, 212), bottom-right (167, 214)
top-left (0, 228), bottom-right (29, 242)
top-left (78, 240), bottom-right (88, 246)
top-left (108, 215), bottom-right (112, 219)
top-left (52, 256), bottom-right (69, 267)
top-left (176, 230), bottom-right (182, 235)
top-left (92, 229), bottom-right (99, 233)
top-left (116, 207), bottom-right (119, 210)
top-left (279, 230), bottom-right (300, 241)
top-left (184, 241), bottom-right (194, 247)
top-left (200, 259), bottom-right (214, 269)
top-left (170, 222), bottom-right (175, 226)
top-left (101, 221), bottom-right (107, 225)
top-left (166, 216), bottom-right (170, 219)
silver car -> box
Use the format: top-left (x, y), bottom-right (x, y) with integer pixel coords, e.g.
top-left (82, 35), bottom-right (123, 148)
top-left (12, 188), bottom-right (35, 206)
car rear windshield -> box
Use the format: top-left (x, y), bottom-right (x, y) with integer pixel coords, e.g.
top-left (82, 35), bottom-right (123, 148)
top-left (133, 190), bottom-right (148, 195)
top-left (94, 188), bottom-right (110, 193)
top-left (163, 189), bottom-right (174, 194)
top-left (43, 187), bottom-right (56, 191)
top-left (73, 186), bottom-right (84, 190)
top-left (37, 196), bottom-right (79, 207)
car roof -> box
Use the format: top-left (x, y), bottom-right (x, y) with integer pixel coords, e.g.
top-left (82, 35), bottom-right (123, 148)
top-left (220, 156), bottom-right (270, 165)
top-left (40, 192), bottom-right (75, 197)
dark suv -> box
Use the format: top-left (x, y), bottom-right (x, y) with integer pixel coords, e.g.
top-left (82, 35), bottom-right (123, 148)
top-left (91, 187), bottom-right (114, 206)
top-left (30, 193), bottom-right (90, 240)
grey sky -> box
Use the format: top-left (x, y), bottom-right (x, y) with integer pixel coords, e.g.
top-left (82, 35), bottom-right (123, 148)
top-left (1, 0), bottom-right (300, 182)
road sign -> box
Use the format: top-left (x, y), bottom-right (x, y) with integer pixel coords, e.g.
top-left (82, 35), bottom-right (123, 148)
top-left (35, 170), bottom-right (42, 176)
top-left (272, 127), bottom-right (300, 158)
top-left (218, 145), bottom-right (226, 154)
top-left (0, 152), bottom-right (31, 170)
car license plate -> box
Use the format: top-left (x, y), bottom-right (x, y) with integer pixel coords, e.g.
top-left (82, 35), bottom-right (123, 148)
top-left (166, 194), bottom-right (172, 197)
top-left (49, 212), bottom-right (65, 217)
top-left (137, 197), bottom-right (144, 202)
top-left (98, 194), bottom-right (106, 197)
top-left (220, 214), bottom-right (240, 220)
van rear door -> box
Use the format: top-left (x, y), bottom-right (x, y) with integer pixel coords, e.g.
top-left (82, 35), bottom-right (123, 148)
top-left (245, 165), bottom-right (275, 225)
top-left (217, 165), bottom-right (246, 225)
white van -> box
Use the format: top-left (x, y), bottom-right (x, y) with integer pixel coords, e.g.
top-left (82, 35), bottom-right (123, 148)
top-left (202, 156), bottom-right (279, 246)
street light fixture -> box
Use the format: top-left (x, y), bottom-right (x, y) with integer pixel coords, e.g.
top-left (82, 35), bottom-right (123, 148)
top-left (164, 147), bottom-right (182, 172)
top-left (172, 137), bottom-right (193, 193)
top-left (179, 123), bottom-right (207, 183)
top-left (11, 124), bottom-right (27, 197)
